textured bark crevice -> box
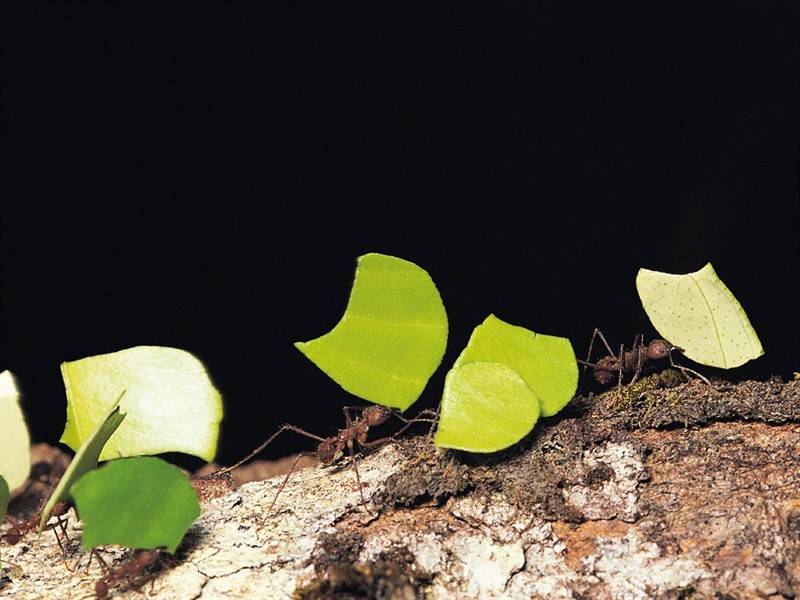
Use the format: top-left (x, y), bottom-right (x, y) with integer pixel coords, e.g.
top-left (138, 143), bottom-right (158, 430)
top-left (2, 377), bottom-right (799, 599)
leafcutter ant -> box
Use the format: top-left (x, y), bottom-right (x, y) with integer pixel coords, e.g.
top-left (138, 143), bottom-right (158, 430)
top-left (578, 328), bottom-right (709, 390)
top-left (2, 491), bottom-right (71, 554)
top-left (84, 548), bottom-right (168, 599)
top-left (210, 405), bottom-right (438, 514)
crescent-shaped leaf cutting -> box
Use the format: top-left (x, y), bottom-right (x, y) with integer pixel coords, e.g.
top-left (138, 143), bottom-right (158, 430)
top-left (454, 314), bottom-right (578, 417)
top-left (60, 346), bottom-right (223, 462)
top-left (435, 361), bottom-right (541, 452)
top-left (70, 456), bottom-right (200, 553)
top-left (636, 263), bottom-right (763, 368)
top-left (295, 253), bottom-right (448, 411)
top-left (0, 371), bottom-right (30, 491)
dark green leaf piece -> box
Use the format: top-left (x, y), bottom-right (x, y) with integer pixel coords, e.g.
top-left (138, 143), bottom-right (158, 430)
top-left (71, 456), bottom-right (200, 553)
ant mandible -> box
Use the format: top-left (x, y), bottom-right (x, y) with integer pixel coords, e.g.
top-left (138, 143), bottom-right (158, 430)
top-left (210, 405), bottom-right (438, 514)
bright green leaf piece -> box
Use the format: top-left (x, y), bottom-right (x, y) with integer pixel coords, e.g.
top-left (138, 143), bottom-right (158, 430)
top-left (39, 394), bottom-right (126, 531)
top-left (435, 361), bottom-right (541, 452)
top-left (636, 263), bottom-right (764, 368)
top-left (295, 253), bottom-right (448, 411)
top-left (71, 456), bottom-right (200, 553)
top-left (454, 315), bottom-right (578, 417)
top-left (60, 346), bottom-right (223, 462)
top-left (0, 371), bottom-right (30, 491)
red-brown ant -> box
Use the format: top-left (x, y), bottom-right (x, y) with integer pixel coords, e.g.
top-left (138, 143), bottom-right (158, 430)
top-left (578, 328), bottom-right (709, 389)
top-left (85, 548), bottom-right (167, 599)
top-left (210, 405), bottom-right (438, 513)
top-left (2, 497), bottom-right (71, 554)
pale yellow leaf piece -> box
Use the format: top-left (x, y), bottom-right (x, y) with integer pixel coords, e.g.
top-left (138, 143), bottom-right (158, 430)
top-left (0, 371), bottom-right (30, 491)
top-left (636, 263), bottom-right (763, 368)
top-left (60, 346), bottom-right (223, 462)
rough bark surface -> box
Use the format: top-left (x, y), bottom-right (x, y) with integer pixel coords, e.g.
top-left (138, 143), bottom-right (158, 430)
top-left (2, 376), bottom-right (800, 599)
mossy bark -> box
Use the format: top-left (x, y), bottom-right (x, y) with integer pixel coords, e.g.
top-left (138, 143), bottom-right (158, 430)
top-left (3, 377), bottom-right (800, 599)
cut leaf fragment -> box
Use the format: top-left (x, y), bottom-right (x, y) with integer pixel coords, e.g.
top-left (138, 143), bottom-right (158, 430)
top-left (295, 253), bottom-right (448, 411)
top-left (636, 263), bottom-right (764, 368)
top-left (0, 371), bottom-right (30, 491)
top-left (60, 346), bottom-right (223, 462)
top-left (40, 394), bottom-right (126, 531)
top-left (454, 314), bottom-right (578, 417)
top-left (71, 456), bottom-right (200, 553)
top-left (435, 361), bottom-right (540, 452)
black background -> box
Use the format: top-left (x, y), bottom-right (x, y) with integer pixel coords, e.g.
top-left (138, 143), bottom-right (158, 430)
top-left (2, 3), bottom-right (797, 468)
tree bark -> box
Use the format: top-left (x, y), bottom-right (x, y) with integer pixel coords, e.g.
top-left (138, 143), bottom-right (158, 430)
top-left (2, 377), bottom-right (800, 599)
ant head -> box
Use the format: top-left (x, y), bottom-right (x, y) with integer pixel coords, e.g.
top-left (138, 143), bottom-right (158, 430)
top-left (363, 405), bottom-right (392, 427)
top-left (318, 439), bottom-right (338, 464)
top-left (646, 339), bottom-right (674, 360)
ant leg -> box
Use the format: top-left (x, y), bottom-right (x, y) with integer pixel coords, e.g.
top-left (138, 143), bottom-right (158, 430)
top-left (668, 350), bottom-right (711, 386)
top-left (212, 425), bottom-right (328, 477)
top-left (615, 343), bottom-right (625, 399)
top-left (427, 402), bottom-right (442, 439)
top-left (629, 335), bottom-right (645, 387)
top-left (345, 442), bottom-right (369, 510)
top-left (43, 521), bottom-right (66, 555)
top-left (265, 451), bottom-right (318, 516)
top-left (581, 328), bottom-right (617, 386)
top-left (597, 329), bottom-right (616, 355)
top-left (391, 409), bottom-right (439, 425)
top-left (363, 410), bottom-right (440, 448)
top-left (342, 407), bottom-right (355, 428)
top-left (83, 548), bottom-right (110, 575)
top-left (582, 328), bottom-right (600, 381)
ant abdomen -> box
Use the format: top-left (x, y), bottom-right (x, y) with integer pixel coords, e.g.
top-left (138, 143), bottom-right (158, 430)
top-left (2, 530), bottom-right (22, 545)
top-left (318, 440), bottom-right (337, 464)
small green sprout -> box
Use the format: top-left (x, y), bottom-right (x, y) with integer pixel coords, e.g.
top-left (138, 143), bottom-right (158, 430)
top-left (39, 393), bottom-right (126, 531)
top-left (0, 475), bottom-right (9, 564)
top-left (70, 456), bottom-right (200, 553)
top-left (60, 346), bottom-right (223, 462)
top-left (0, 371), bottom-right (30, 492)
top-left (295, 253), bottom-right (448, 411)
top-left (637, 263), bottom-right (763, 368)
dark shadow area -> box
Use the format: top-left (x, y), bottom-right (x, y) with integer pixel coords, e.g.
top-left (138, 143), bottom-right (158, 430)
top-left (2, 3), bottom-right (797, 465)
